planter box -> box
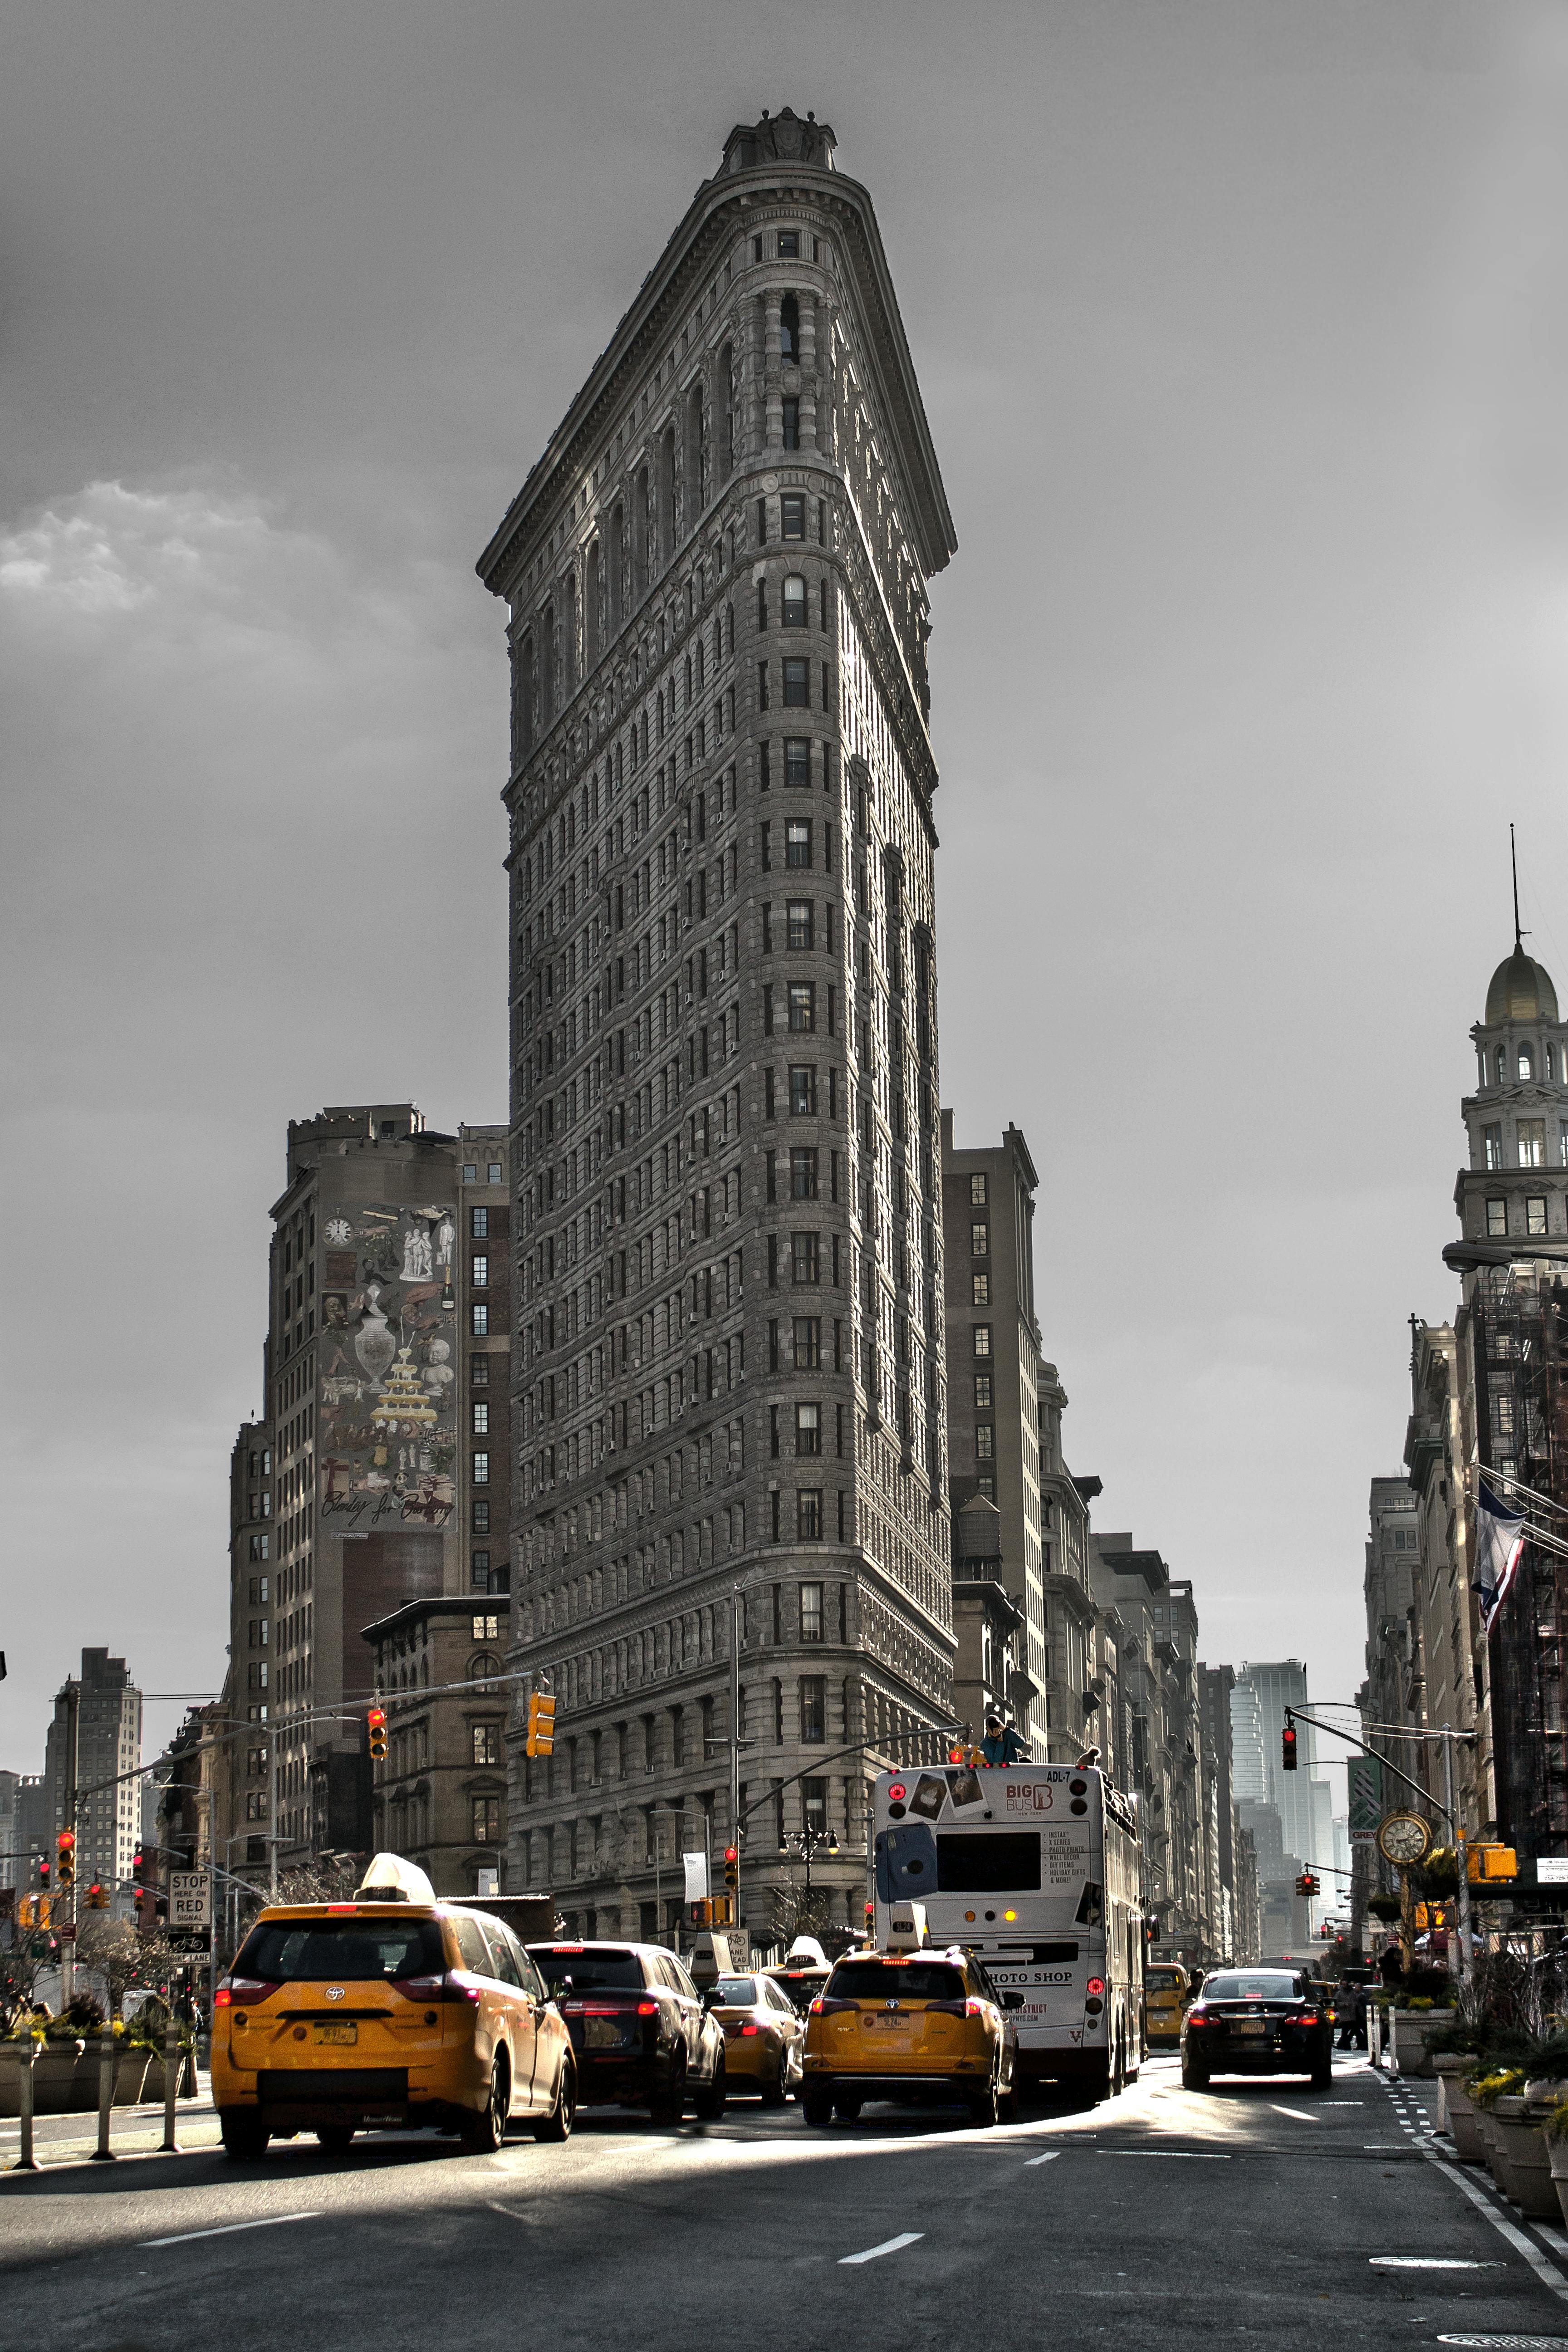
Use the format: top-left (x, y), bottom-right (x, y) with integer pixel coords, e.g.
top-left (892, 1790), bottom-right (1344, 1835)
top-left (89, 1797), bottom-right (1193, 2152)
top-left (1493, 2097), bottom-right (1559, 2218)
top-left (1445, 2073), bottom-right (1488, 2164)
top-left (1434, 2053), bottom-right (1467, 2136)
top-left (0, 2042), bottom-right (156, 2116)
top-left (1545, 2131), bottom-right (1568, 2233)
top-left (1390, 2011), bottom-right (1444, 2078)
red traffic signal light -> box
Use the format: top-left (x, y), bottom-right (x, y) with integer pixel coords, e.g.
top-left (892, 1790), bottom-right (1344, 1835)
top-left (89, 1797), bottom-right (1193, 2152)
top-left (132, 1843), bottom-right (145, 1886)
top-left (367, 1706), bottom-right (388, 1761)
top-left (38, 1859), bottom-right (49, 1889)
top-left (1281, 1722), bottom-right (1298, 1773)
top-left (56, 1829), bottom-right (75, 1886)
top-left (722, 1846), bottom-right (739, 1892)
top-left (1294, 1871), bottom-right (1320, 1898)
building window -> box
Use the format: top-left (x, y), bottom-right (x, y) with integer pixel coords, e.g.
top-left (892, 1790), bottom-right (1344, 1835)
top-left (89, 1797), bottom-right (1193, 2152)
top-left (249, 1533), bottom-right (269, 1561)
top-left (971, 1221), bottom-right (989, 1256)
top-left (788, 983), bottom-right (815, 1033)
top-left (471, 1254), bottom-right (490, 1287)
top-left (471, 1207), bottom-right (489, 1239)
top-left (791, 1232), bottom-right (820, 1283)
top-left (1561, 1121), bottom-right (1568, 1166)
top-left (1519, 1120), bottom-right (1546, 1169)
top-left (784, 736), bottom-right (810, 787)
top-left (472, 1452), bottom-right (490, 1485)
top-left (781, 397), bottom-right (800, 450)
top-left (1486, 1200), bottom-right (1508, 1237)
top-left (462, 1162), bottom-right (478, 1182)
top-left (798, 1489), bottom-right (824, 1543)
top-left (974, 1325), bottom-right (993, 1357)
top-left (779, 232), bottom-right (799, 260)
top-left (976, 1425), bottom-right (995, 1461)
top-left (790, 1147), bottom-right (819, 1199)
top-left (782, 573), bottom-right (807, 627)
top-left (796, 1401), bottom-right (822, 1455)
top-left (472, 1304), bottom-right (489, 1335)
top-left (1520, 1045), bottom-right (1536, 1080)
top-left (472, 1796), bottom-right (503, 1843)
top-left (789, 1065), bottom-right (817, 1115)
top-left (489, 1161), bottom-right (503, 1184)
top-left (473, 1724), bottom-right (501, 1766)
top-left (472, 1500), bottom-right (491, 1534)
top-left (976, 1475), bottom-right (995, 1501)
top-left (786, 819), bottom-right (812, 867)
top-left (783, 658), bottom-right (809, 707)
top-left (970, 1174), bottom-right (987, 1206)
top-left (471, 1354), bottom-right (489, 1387)
top-left (972, 1273), bottom-right (990, 1306)
top-left (803, 1776), bottom-right (828, 1833)
top-left (470, 1551), bottom-right (492, 1592)
top-left (800, 1581), bottom-right (824, 1641)
top-left (469, 1651), bottom-right (502, 1685)
top-left (974, 1374), bottom-right (993, 1408)
top-left (1528, 1196), bottom-right (1548, 1235)
top-left (799, 1676), bottom-right (826, 1741)
top-left (787, 900), bottom-right (813, 950)
top-left (472, 1402), bottom-right (490, 1435)
top-left (1484, 1124), bottom-right (1503, 1170)
top-left (781, 493), bottom-right (806, 539)
top-left (472, 1614), bottom-right (500, 1641)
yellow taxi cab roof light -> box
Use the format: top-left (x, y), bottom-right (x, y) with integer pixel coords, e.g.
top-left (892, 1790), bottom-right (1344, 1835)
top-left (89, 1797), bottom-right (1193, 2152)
top-left (355, 1852), bottom-right (437, 1906)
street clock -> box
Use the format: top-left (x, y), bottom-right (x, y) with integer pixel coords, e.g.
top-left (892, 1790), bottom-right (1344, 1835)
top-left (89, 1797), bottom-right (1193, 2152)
top-left (1376, 1811), bottom-right (1432, 1867)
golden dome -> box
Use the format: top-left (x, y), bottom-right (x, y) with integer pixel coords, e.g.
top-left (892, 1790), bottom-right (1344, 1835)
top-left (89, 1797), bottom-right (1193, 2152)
top-left (1485, 946), bottom-right (1558, 1027)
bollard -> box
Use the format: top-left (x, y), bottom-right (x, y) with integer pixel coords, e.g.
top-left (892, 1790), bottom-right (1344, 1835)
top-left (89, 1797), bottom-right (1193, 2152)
top-left (14, 2036), bottom-right (39, 2171)
top-left (161, 2025), bottom-right (181, 2152)
top-left (91, 2025), bottom-right (116, 2161)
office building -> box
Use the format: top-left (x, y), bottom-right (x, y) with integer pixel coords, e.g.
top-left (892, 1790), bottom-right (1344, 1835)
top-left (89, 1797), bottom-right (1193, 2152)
top-left (478, 107), bottom-right (960, 1942)
top-left (42, 1650), bottom-right (142, 1897)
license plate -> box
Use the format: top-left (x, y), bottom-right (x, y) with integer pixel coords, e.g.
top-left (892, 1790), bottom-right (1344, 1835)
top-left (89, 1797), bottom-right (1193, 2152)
top-left (867, 2014), bottom-right (911, 2031)
top-left (314, 2023), bottom-right (357, 2046)
top-left (1234, 2020), bottom-right (1265, 2037)
top-left (586, 2018), bottom-right (623, 2048)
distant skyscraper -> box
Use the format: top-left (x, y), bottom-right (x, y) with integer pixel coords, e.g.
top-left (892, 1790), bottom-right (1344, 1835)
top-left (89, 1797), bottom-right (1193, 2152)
top-left (478, 108), bottom-right (961, 1939)
top-left (43, 1650), bottom-right (142, 1897)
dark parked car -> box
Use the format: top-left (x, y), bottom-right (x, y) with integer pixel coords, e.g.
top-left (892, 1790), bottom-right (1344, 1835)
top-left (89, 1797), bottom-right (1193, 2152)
top-left (529, 1941), bottom-right (727, 2122)
top-left (1181, 1968), bottom-right (1333, 2091)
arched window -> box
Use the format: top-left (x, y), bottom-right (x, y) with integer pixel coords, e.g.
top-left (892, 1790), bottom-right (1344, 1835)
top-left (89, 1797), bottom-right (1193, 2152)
top-left (1520, 1044), bottom-right (1535, 1080)
top-left (514, 632), bottom-right (535, 760)
top-left (1549, 1044), bottom-right (1558, 1083)
top-left (468, 1651), bottom-right (502, 1688)
top-left (635, 468), bottom-right (651, 599)
top-left (540, 604), bottom-right (557, 725)
top-left (780, 293), bottom-right (799, 363)
top-left (583, 540), bottom-right (603, 672)
top-left (561, 570), bottom-right (578, 699)
top-left (657, 428), bottom-right (676, 564)
top-left (782, 573), bottom-right (808, 627)
top-left (685, 381), bottom-right (706, 524)
top-left (719, 342), bottom-right (736, 479)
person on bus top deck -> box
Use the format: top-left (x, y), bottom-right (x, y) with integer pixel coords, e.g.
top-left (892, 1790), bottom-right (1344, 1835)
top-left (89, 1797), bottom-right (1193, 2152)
top-left (979, 1713), bottom-right (1028, 1766)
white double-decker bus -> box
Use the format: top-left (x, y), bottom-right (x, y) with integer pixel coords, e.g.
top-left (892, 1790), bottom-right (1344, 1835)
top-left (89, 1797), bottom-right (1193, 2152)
top-left (871, 1762), bottom-right (1142, 2101)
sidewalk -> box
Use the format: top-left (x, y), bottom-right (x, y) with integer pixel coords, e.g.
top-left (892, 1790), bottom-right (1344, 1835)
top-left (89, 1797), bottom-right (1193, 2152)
top-left (2, 2075), bottom-right (219, 2171)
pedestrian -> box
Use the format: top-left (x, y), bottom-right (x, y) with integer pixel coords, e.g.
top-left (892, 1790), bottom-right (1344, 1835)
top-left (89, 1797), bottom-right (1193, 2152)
top-left (979, 1712), bottom-right (1027, 1766)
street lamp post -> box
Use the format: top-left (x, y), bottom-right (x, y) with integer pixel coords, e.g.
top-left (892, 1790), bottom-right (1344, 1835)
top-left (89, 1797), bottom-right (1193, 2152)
top-left (778, 1822), bottom-right (840, 1897)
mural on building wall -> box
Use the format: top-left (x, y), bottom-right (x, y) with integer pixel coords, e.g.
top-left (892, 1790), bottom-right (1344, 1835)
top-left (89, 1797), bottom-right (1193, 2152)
top-left (318, 1203), bottom-right (458, 1530)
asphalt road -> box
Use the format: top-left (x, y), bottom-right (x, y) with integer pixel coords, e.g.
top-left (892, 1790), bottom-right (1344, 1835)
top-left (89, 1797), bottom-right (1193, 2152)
top-left (5, 2053), bottom-right (1568, 2351)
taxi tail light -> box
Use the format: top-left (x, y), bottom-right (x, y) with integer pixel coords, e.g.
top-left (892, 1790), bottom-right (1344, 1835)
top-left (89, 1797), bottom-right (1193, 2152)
top-left (808, 1996), bottom-right (825, 2015)
top-left (965, 1997), bottom-right (987, 2019)
top-left (446, 1970), bottom-right (483, 2006)
top-left (394, 1975), bottom-right (446, 1998)
top-left (217, 1977), bottom-right (271, 2008)
top-left (740, 2022), bottom-right (760, 2036)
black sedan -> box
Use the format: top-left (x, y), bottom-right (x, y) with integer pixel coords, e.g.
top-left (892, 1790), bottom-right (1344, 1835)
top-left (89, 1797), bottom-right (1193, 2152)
top-left (529, 1941), bottom-right (727, 2123)
top-left (1180, 1968), bottom-right (1333, 2091)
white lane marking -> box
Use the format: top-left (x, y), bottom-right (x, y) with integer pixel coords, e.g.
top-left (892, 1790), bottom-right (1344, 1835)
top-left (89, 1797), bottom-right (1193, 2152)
top-left (487, 2202), bottom-right (531, 2223)
top-left (1270, 2105), bottom-right (1316, 2122)
top-left (1097, 2150), bottom-right (1231, 2161)
top-left (1536, 2219), bottom-right (1568, 2258)
top-left (839, 2232), bottom-right (924, 2266)
top-left (1369, 2256), bottom-right (1501, 2271)
top-left (1024, 2151), bottom-right (1061, 2167)
top-left (1323, 2101), bottom-right (1366, 2106)
top-left (142, 2211), bottom-right (321, 2249)
top-left (1422, 2153), bottom-right (1568, 2305)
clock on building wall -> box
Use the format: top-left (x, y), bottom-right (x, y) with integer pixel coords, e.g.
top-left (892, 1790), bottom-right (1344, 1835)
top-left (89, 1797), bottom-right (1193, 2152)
top-left (1376, 1811), bottom-right (1433, 1867)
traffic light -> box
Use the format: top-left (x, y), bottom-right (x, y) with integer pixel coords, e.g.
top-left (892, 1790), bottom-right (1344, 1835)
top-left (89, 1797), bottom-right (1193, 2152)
top-left (722, 1845), bottom-right (739, 1893)
top-left (132, 1842), bottom-right (145, 1887)
top-left (87, 1881), bottom-right (107, 1910)
top-left (56, 1829), bottom-right (75, 1889)
top-left (1282, 1720), bottom-right (1298, 1773)
top-left (525, 1690), bottom-right (557, 1757)
top-left (689, 1899), bottom-right (712, 1927)
top-left (38, 1859), bottom-right (49, 1892)
top-left (367, 1706), bottom-right (388, 1761)
top-left (1295, 1871), bottom-right (1319, 1898)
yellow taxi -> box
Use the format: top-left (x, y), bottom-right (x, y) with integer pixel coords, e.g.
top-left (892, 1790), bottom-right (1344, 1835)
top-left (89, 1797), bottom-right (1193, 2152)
top-left (801, 1946), bottom-right (1022, 2128)
top-left (1142, 1961), bottom-right (1191, 2048)
top-left (211, 1857), bottom-right (575, 2160)
top-left (702, 1970), bottom-right (805, 2104)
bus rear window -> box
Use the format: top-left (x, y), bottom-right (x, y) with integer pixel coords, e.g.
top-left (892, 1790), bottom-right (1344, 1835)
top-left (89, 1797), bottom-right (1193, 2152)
top-left (936, 1832), bottom-right (1041, 1893)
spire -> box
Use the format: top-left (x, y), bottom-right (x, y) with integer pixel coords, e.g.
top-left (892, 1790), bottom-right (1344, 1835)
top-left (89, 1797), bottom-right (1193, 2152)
top-left (1512, 821), bottom-right (1523, 953)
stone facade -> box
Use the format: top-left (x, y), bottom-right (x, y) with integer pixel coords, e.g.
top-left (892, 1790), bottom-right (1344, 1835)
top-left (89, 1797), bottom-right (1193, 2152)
top-left (479, 109), bottom-right (960, 1947)
top-left (365, 1597), bottom-right (514, 1896)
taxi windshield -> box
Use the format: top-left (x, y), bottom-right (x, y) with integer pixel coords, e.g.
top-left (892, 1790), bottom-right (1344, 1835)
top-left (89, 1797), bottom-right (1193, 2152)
top-left (237, 1917), bottom-right (446, 1983)
top-left (828, 1960), bottom-right (966, 2002)
top-left (1200, 1971), bottom-right (1303, 2003)
top-left (712, 1976), bottom-right (760, 2005)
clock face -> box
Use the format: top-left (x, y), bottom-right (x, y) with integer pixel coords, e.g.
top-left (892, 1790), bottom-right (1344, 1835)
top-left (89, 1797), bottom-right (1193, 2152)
top-left (1377, 1812), bottom-right (1432, 1866)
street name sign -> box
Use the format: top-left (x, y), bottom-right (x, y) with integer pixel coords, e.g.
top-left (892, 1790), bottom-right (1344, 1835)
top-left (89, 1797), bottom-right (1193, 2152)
top-left (169, 1872), bottom-right (211, 1928)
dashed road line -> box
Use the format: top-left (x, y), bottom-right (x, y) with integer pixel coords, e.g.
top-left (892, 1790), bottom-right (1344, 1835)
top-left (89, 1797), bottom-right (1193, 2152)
top-left (839, 2232), bottom-right (924, 2266)
top-left (1023, 2151), bottom-right (1061, 2167)
top-left (1270, 2105), bottom-right (1316, 2122)
top-left (1369, 2256), bottom-right (1501, 2271)
top-left (142, 2211), bottom-right (321, 2249)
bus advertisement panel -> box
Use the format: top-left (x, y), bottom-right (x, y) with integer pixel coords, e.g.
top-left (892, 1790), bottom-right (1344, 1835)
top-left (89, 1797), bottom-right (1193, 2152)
top-left (870, 1764), bottom-right (1142, 2099)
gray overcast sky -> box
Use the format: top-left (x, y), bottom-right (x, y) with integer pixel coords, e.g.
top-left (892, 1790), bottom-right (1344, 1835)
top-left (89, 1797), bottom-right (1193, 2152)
top-left (4, 0), bottom-right (1565, 1782)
